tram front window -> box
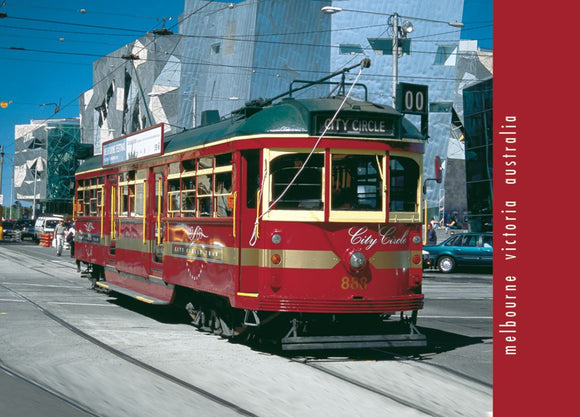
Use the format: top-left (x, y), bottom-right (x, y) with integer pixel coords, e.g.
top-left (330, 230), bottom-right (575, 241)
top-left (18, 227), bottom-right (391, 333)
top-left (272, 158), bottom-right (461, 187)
top-left (331, 154), bottom-right (383, 211)
top-left (270, 153), bottom-right (323, 210)
top-left (389, 156), bottom-right (419, 212)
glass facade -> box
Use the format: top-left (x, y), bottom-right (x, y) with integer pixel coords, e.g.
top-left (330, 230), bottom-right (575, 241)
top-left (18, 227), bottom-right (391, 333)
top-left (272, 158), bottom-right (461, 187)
top-left (463, 79), bottom-right (493, 231)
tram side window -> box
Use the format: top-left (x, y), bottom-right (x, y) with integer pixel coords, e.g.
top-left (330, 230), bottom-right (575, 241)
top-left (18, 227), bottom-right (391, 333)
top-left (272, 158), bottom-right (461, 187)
top-left (76, 178), bottom-right (104, 217)
top-left (89, 188), bottom-right (98, 215)
top-left (76, 182), bottom-right (85, 216)
top-left (168, 154), bottom-right (233, 218)
top-left (389, 156), bottom-right (419, 212)
top-left (331, 154), bottom-right (383, 211)
top-left (270, 153), bottom-right (323, 210)
top-left (168, 178), bottom-right (181, 217)
top-left (215, 172), bottom-right (232, 217)
top-left (197, 173), bottom-right (213, 216)
top-left (135, 183), bottom-right (144, 217)
top-left (181, 176), bottom-right (196, 217)
top-left (120, 184), bottom-right (136, 216)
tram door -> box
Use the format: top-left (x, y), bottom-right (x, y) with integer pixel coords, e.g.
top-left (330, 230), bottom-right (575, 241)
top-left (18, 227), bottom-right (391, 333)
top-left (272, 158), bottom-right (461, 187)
top-left (107, 174), bottom-right (118, 268)
top-left (237, 150), bottom-right (262, 295)
top-left (149, 170), bottom-right (165, 278)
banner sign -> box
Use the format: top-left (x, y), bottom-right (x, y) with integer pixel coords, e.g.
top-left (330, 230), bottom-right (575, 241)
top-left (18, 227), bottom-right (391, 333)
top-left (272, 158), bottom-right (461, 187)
top-left (102, 124), bottom-right (164, 167)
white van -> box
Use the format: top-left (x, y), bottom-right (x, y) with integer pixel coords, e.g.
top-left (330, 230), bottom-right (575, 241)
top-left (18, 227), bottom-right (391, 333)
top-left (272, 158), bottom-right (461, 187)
top-left (34, 215), bottom-right (64, 242)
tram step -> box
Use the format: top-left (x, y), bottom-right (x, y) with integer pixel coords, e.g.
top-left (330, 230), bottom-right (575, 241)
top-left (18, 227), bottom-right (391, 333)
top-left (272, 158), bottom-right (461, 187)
top-left (281, 333), bottom-right (427, 351)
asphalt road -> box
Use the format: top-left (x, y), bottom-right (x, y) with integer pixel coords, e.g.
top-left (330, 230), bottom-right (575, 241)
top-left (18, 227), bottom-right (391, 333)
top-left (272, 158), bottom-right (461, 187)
top-left (0, 240), bottom-right (492, 417)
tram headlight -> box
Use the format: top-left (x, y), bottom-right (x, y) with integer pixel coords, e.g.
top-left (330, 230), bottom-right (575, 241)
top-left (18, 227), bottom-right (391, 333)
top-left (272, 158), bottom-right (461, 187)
top-left (349, 251), bottom-right (367, 270)
top-left (412, 235), bottom-right (421, 244)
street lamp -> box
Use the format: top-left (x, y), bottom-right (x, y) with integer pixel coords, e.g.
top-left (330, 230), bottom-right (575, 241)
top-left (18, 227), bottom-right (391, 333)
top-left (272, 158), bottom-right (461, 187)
top-left (321, 6), bottom-right (463, 106)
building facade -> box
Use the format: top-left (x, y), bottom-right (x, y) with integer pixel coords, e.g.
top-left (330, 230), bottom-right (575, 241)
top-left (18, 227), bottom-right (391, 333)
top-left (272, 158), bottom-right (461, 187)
top-left (14, 118), bottom-right (81, 215)
top-left (463, 78), bottom-right (493, 231)
top-left (72, 0), bottom-right (492, 226)
top-left (178, 0), bottom-right (466, 213)
top-left (178, 0), bottom-right (331, 129)
top-left (80, 33), bottom-right (182, 156)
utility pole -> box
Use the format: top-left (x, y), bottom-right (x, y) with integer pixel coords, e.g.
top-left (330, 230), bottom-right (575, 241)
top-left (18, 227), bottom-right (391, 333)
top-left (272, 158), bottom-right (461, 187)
top-left (391, 13), bottom-right (399, 107)
top-left (0, 145), bottom-right (4, 220)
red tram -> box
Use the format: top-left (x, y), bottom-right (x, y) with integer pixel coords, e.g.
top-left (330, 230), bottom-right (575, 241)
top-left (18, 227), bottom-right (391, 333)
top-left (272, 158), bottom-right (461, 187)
top-left (74, 61), bottom-right (428, 349)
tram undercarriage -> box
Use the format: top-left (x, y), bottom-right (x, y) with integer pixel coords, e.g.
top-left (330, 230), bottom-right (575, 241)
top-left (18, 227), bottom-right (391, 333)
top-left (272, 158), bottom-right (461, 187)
top-left (179, 289), bottom-right (427, 351)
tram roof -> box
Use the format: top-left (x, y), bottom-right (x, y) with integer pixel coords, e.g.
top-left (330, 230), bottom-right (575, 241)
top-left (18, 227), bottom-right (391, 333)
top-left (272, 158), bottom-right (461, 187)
top-left (164, 96), bottom-right (423, 153)
top-left (77, 96), bottom-right (424, 174)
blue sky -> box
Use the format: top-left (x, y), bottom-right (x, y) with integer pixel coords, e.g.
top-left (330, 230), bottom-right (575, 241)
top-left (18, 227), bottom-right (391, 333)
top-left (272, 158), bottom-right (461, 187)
top-left (0, 0), bottom-right (492, 210)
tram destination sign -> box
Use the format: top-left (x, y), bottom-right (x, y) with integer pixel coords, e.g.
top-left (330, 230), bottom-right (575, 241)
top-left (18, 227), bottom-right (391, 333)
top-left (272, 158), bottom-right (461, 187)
top-left (315, 115), bottom-right (395, 138)
top-left (102, 124), bottom-right (164, 167)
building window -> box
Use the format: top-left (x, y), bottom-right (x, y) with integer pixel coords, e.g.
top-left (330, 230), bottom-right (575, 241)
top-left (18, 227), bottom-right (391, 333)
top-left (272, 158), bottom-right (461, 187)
top-left (339, 44), bottom-right (364, 55)
top-left (429, 102), bottom-right (453, 113)
top-left (434, 45), bottom-right (457, 66)
top-left (211, 43), bottom-right (221, 55)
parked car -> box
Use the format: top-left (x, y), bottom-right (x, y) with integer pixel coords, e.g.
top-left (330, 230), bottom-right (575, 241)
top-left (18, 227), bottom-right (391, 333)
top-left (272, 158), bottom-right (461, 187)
top-left (16, 219), bottom-right (35, 240)
top-left (423, 232), bottom-right (493, 273)
top-left (2, 220), bottom-right (18, 240)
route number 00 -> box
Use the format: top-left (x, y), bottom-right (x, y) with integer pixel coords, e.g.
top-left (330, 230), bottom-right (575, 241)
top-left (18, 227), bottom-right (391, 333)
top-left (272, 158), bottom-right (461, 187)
top-left (404, 90), bottom-right (425, 113)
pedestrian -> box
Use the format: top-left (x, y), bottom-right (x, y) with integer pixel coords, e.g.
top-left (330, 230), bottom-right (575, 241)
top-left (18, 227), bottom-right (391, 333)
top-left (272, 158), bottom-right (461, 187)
top-left (66, 223), bottom-right (82, 272)
top-left (427, 223), bottom-right (437, 245)
top-left (445, 217), bottom-right (459, 233)
top-left (53, 220), bottom-right (66, 256)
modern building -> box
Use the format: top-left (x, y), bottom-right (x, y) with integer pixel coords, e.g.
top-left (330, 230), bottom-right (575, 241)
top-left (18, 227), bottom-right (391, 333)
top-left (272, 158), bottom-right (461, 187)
top-left (178, 0), bottom-right (331, 129)
top-left (73, 0), bottom-right (491, 225)
top-left (80, 32), bottom-right (182, 156)
top-left (438, 40), bottom-right (493, 227)
top-left (177, 0), bottom-right (466, 213)
top-left (463, 77), bottom-right (493, 231)
top-left (13, 118), bottom-right (81, 215)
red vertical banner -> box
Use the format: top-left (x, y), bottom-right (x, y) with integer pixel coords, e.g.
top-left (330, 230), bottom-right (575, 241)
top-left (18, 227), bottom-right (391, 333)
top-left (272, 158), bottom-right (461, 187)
top-left (494, 2), bottom-right (576, 416)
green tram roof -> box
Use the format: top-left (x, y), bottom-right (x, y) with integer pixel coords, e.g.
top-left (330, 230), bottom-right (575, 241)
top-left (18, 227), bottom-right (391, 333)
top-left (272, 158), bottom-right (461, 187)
top-left (77, 96), bottom-right (424, 174)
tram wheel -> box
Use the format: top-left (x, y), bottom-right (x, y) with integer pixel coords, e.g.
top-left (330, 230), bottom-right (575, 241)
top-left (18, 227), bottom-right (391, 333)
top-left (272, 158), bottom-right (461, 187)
top-left (437, 256), bottom-right (456, 273)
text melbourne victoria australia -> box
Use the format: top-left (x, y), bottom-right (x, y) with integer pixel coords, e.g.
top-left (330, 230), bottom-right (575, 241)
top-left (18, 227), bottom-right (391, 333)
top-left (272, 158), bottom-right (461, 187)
top-left (499, 115), bottom-right (518, 356)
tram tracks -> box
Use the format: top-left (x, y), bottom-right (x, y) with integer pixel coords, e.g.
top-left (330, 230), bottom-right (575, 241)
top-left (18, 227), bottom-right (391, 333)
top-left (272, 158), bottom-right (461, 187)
top-left (1, 243), bottom-right (492, 416)
top-left (0, 281), bottom-right (259, 417)
top-left (290, 348), bottom-right (492, 417)
top-left (0, 363), bottom-right (99, 416)
top-left (1, 277), bottom-right (445, 417)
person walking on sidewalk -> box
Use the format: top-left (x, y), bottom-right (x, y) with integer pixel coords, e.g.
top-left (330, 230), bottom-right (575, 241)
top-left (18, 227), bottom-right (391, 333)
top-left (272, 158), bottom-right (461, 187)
top-left (53, 220), bottom-right (66, 256)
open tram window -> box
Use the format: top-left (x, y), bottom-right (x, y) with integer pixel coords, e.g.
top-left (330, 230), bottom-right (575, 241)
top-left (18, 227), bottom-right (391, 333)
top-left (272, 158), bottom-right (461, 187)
top-left (215, 172), bottom-right (232, 217)
top-left (331, 154), bottom-right (383, 211)
top-left (389, 156), bottom-right (420, 212)
top-left (89, 188), bottom-right (98, 215)
top-left (181, 176), bottom-right (196, 217)
top-left (76, 181), bottom-right (85, 216)
top-left (168, 178), bottom-right (181, 217)
top-left (270, 153), bottom-right (324, 210)
top-left (197, 173), bottom-right (213, 217)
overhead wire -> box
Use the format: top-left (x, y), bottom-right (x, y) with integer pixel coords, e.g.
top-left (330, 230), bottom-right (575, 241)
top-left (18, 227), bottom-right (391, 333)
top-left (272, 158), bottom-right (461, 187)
top-left (2, 1), bottom-right (491, 138)
top-left (1, 1), bottom-right (217, 139)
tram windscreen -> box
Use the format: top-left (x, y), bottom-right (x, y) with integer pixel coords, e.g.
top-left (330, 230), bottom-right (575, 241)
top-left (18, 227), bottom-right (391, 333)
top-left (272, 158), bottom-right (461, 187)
top-left (331, 154), bottom-right (383, 211)
top-left (389, 156), bottom-right (420, 212)
top-left (270, 153), bottom-right (323, 210)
